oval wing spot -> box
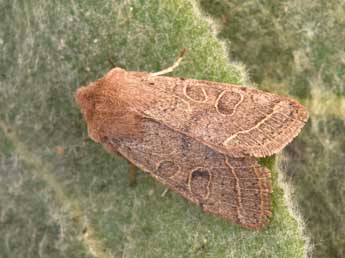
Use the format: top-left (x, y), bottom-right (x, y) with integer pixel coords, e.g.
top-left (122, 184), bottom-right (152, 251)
top-left (189, 168), bottom-right (211, 200)
top-left (215, 90), bottom-right (244, 115)
top-left (156, 160), bottom-right (180, 178)
top-left (184, 85), bottom-right (208, 103)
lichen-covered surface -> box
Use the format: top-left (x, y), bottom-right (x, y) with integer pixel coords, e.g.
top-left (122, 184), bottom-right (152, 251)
top-left (0, 1), bottom-right (306, 257)
top-left (199, 0), bottom-right (345, 257)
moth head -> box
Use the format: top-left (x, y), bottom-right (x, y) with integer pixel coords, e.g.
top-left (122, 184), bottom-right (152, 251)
top-left (75, 67), bottom-right (141, 143)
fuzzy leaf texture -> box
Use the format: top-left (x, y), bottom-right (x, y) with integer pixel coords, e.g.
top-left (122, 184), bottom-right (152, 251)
top-left (0, 0), bottom-right (307, 258)
top-left (199, 0), bottom-right (345, 257)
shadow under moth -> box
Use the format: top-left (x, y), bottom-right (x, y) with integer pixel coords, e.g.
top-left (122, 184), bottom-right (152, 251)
top-left (75, 50), bottom-right (308, 230)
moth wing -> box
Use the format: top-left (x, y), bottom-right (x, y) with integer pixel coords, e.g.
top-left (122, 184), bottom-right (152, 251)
top-left (104, 118), bottom-right (272, 229)
top-left (129, 73), bottom-right (308, 157)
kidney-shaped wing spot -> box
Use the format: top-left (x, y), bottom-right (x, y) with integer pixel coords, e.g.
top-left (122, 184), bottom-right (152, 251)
top-left (215, 90), bottom-right (245, 116)
top-left (188, 167), bottom-right (212, 200)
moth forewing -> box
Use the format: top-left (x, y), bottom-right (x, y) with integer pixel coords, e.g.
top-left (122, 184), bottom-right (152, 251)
top-left (102, 118), bottom-right (272, 229)
top-left (118, 71), bottom-right (309, 158)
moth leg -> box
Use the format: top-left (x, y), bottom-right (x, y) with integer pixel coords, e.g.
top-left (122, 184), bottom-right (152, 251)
top-left (111, 150), bottom-right (137, 187)
top-left (107, 57), bottom-right (125, 69)
top-left (108, 57), bottom-right (116, 68)
top-left (128, 162), bottom-right (137, 187)
top-left (151, 48), bottom-right (188, 76)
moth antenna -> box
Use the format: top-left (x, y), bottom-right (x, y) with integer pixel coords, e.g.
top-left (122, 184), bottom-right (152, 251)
top-left (151, 48), bottom-right (188, 76)
top-left (161, 188), bottom-right (170, 197)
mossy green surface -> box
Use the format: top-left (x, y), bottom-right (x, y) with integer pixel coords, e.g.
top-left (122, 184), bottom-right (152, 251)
top-left (0, 1), bottom-right (306, 257)
top-left (199, 0), bottom-right (345, 257)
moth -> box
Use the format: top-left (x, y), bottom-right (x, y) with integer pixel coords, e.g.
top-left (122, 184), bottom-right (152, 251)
top-left (75, 50), bottom-right (308, 229)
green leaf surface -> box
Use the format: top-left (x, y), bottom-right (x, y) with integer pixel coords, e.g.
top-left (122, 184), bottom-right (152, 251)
top-left (0, 1), bottom-right (306, 257)
top-left (198, 0), bottom-right (345, 257)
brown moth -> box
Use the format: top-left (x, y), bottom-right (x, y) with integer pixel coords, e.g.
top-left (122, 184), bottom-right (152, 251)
top-left (75, 50), bottom-right (308, 230)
